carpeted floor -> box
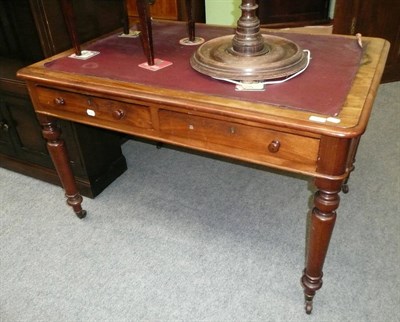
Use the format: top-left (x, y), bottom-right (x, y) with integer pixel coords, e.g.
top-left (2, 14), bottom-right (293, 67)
top-left (1, 82), bottom-right (399, 321)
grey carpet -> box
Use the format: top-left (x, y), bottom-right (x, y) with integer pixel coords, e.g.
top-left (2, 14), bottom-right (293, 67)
top-left (1, 82), bottom-right (399, 321)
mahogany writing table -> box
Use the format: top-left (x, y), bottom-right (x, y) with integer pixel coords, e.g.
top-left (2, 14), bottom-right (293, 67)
top-left (17, 22), bottom-right (389, 313)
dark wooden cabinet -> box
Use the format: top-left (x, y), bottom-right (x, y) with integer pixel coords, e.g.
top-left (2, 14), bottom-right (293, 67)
top-left (333, 0), bottom-right (400, 83)
top-left (127, 0), bottom-right (179, 20)
top-left (258, 0), bottom-right (331, 28)
top-left (0, 0), bottom-right (128, 198)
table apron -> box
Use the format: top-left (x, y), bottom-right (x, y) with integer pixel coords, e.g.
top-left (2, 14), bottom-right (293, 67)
top-left (32, 85), bottom-right (354, 181)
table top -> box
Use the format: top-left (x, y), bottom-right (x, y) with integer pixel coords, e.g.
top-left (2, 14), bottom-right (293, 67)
top-left (18, 21), bottom-right (389, 138)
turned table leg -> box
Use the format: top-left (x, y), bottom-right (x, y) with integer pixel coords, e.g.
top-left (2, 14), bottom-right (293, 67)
top-left (301, 178), bottom-right (342, 314)
top-left (39, 115), bottom-right (86, 218)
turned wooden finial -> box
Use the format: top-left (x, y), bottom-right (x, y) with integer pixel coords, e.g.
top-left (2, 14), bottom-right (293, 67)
top-left (231, 0), bottom-right (267, 56)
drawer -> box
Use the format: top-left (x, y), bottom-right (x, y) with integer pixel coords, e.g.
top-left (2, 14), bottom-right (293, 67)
top-left (159, 110), bottom-right (320, 167)
top-left (35, 86), bottom-right (152, 130)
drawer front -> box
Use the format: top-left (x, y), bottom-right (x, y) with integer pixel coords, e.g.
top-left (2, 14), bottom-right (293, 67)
top-left (36, 87), bottom-right (152, 130)
top-left (159, 110), bottom-right (320, 167)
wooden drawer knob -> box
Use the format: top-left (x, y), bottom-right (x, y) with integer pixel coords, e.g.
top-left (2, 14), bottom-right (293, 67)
top-left (268, 140), bottom-right (281, 153)
top-left (54, 97), bottom-right (65, 105)
top-left (0, 121), bottom-right (9, 132)
top-left (112, 109), bottom-right (125, 120)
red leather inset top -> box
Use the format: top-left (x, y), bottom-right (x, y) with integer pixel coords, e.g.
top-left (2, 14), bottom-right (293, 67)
top-left (45, 22), bottom-right (363, 116)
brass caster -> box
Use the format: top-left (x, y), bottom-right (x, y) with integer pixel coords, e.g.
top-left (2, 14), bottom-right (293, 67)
top-left (75, 209), bottom-right (87, 219)
top-left (305, 300), bottom-right (313, 314)
top-left (304, 294), bottom-right (314, 314)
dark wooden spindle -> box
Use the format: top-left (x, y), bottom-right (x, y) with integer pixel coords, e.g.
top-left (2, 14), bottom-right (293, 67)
top-left (185, 0), bottom-right (195, 42)
top-left (231, 0), bottom-right (267, 56)
top-left (121, 0), bottom-right (130, 35)
top-left (59, 0), bottom-right (81, 56)
top-left (136, 0), bottom-right (155, 65)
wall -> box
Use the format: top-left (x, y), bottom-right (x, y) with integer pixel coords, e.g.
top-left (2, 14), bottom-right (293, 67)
top-left (205, 0), bottom-right (241, 25)
top-left (329, 0), bottom-right (336, 18)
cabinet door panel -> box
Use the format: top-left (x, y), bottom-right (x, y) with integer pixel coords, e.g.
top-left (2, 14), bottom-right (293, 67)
top-left (127, 0), bottom-right (179, 20)
top-left (5, 96), bottom-right (47, 155)
top-left (1, 95), bottom-right (52, 167)
top-left (258, 0), bottom-right (330, 26)
top-left (333, 0), bottom-right (400, 82)
top-left (0, 100), bottom-right (17, 157)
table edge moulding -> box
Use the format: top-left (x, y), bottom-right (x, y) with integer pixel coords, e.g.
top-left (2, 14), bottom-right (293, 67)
top-left (17, 20), bottom-right (389, 314)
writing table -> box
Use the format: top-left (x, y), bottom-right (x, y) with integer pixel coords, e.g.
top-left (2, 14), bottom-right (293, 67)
top-left (17, 22), bottom-right (389, 313)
